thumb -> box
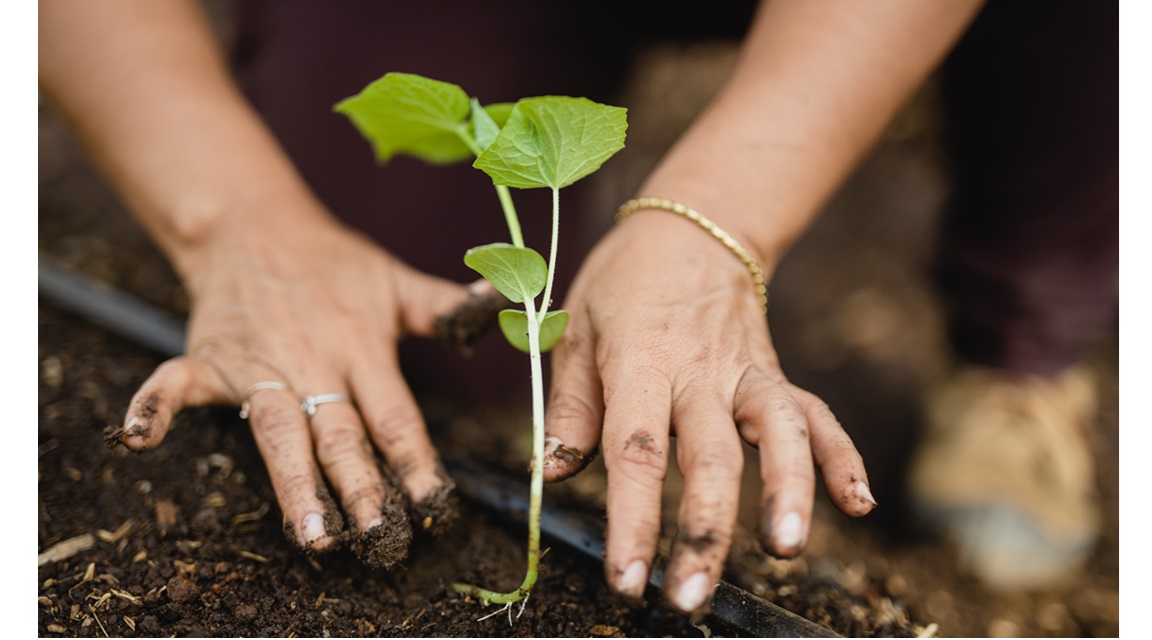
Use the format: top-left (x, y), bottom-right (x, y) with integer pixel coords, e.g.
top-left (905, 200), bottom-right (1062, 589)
top-left (393, 262), bottom-right (506, 346)
top-left (114, 356), bottom-right (233, 451)
top-left (542, 315), bottom-right (604, 482)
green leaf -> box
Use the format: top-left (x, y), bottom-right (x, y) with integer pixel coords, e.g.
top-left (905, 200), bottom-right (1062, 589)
top-left (474, 96), bottom-right (627, 189)
top-left (498, 309), bottom-right (569, 353)
top-left (470, 99), bottom-right (513, 152)
top-left (482, 102), bottom-right (515, 128)
top-left (463, 243), bottom-right (547, 303)
top-left (334, 72), bottom-right (473, 164)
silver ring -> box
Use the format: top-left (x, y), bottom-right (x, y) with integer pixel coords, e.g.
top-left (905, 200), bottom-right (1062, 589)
top-left (301, 393), bottom-right (348, 417)
top-left (239, 381), bottom-right (288, 419)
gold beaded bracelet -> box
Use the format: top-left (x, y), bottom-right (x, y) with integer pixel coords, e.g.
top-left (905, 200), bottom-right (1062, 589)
top-left (615, 197), bottom-right (768, 313)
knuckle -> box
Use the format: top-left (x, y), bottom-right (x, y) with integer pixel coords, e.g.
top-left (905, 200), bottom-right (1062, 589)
top-left (601, 361), bottom-right (668, 397)
top-left (682, 439), bottom-right (743, 479)
top-left (546, 391), bottom-right (599, 428)
top-left (675, 526), bottom-right (733, 559)
top-left (367, 407), bottom-right (435, 479)
top-left (252, 405), bottom-right (304, 445)
top-left (777, 461), bottom-right (817, 487)
top-left (314, 423), bottom-right (373, 468)
top-left (610, 434), bottom-right (667, 481)
top-left (277, 470), bottom-right (318, 504)
top-left (806, 396), bottom-right (833, 417)
top-left (367, 406), bottom-right (425, 449)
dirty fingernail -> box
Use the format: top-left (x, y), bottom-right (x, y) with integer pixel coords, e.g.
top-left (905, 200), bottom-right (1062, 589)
top-left (857, 481), bottom-right (878, 507)
top-left (618, 560), bottom-right (648, 598)
top-left (675, 572), bottom-right (711, 612)
top-left (302, 512), bottom-right (326, 545)
top-left (468, 278), bottom-right (494, 295)
top-left (124, 415), bottom-right (149, 439)
top-left (776, 511), bottom-right (803, 550)
top-left (541, 436), bottom-right (563, 468)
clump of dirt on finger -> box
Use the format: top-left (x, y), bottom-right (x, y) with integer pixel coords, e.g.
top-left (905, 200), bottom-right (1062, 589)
top-left (410, 471), bottom-right (460, 537)
top-left (101, 424), bottom-right (129, 449)
top-left (433, 289), bottom-right (507, 350)
top-left (353, 503), bottom-right (412, 569)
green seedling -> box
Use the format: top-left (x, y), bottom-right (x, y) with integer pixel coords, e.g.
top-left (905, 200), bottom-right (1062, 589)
top-left (336, 72), bottom-right (626, 613)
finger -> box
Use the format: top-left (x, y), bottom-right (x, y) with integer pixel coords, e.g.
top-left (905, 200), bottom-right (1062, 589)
top-left (119, 356), bottom-right (231, 451)
top-left (543, 309), bottom-right (604, 481)
top-left (349, 355), bottom-right (445, 506)
top-left (791, 386), bottom-right (876, 517)
top-left (308, 399), bottom-right (413, 568)
top-left (735, 374), bottom-right (816, 558)
top-left (665, 391), bottom-right (745, 614)
top-left (600, 367), bottom-right (672, 601)
top-left (245, 387), bottom-right (343, 553)
top-left (392, 261), bottom-right (483, 339)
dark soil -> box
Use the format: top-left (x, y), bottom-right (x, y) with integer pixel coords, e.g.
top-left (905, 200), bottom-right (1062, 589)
top-left (39, 39), bottom-right (1118, 639)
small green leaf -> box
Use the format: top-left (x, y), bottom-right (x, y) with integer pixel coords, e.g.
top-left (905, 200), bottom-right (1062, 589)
top-left (482, 102), bottom-right (515, 128)
top-left (463, 243), bottom-right (547, 303)
top-left (470, 99), bottom-right (513, 152)
top-left (474, 96), bottom-right (627, 189)
top-left (498, 309), bottom-right (569, 353)
top-left (334, 72), bottom-right (473, 164)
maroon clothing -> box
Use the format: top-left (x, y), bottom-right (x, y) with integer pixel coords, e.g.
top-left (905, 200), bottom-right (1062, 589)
top-left (935, 0), bottom-right (1118, 375)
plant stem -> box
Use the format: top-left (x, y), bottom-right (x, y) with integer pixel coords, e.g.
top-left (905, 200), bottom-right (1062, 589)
top-left (451, 298), bottom-right (544, 606)
top-left (538, 188), bottom-right (560, 319)
top-left (496, 185), bottom-right (525, 249)
top-left (451, 128), bottom-right (548, 607)
top-left (457, 126), bottom-right (524, 249)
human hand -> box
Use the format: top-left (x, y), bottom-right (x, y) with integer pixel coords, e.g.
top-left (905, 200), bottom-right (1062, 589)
top-left (110, 202), bottom-right (483, 568)
top-left (542, 209), bottom-right (876, 613)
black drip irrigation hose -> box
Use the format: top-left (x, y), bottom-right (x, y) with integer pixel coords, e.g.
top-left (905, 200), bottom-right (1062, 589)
top-left (38, 252), bottom-right (840, 638)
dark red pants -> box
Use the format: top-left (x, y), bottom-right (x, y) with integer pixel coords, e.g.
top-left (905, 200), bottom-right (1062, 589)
top-left (934, 0), bottom-right (1118, 376)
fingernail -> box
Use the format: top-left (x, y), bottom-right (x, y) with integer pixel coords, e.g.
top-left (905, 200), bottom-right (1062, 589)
top-left (302, 512), bottom-right (326, 545)
top-left (674, 573), bottom-right (711, 612)
top-left (366, 517), bottom-right (384, 530)
top-left (856, 481), bottom-right (878, 507)
top-left (618, 560), bottom-right (648, 598)
top-left (468, 279), bottom-right (493, 295)
top-left (124, 416), bottom-right (144, 437)
top-left (776, 511), bottom-right (803, 550)
top-left (541, 436), bottom-right (563, 468)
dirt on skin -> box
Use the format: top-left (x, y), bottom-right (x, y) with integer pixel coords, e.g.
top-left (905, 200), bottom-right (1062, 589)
top-left (433, 288), bottom-right (509, 352)
top-left (39, 37), bottom-right (1118, 640)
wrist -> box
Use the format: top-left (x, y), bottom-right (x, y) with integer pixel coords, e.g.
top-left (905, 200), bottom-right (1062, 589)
top-left (146, 173), bottom-right (333, 281)
top-left (617, 197), bottom-right (769, 313)
top-left (606, 203), bottom-right (774, 317)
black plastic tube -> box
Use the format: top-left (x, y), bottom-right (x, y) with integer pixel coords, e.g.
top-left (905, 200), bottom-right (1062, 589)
top-left (38, 255), bottom-right (186, 357)
top-left (37, 253), bottom-right (839, 638)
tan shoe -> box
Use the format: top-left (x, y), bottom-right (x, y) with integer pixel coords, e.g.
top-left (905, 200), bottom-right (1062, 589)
top-left (906, 364), bottom-right (1100, 590)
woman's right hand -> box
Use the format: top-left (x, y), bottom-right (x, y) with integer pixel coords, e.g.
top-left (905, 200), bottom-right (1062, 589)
top-left (113, 200), bottom-right (474, 567)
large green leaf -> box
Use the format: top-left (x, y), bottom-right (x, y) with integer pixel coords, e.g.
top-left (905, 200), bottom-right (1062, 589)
top-left (463, 243), bottom-right (547, 303)
top-left (498, 309), bottom-right (569, 353)
top-left (474, 96), bottom-right (627, 189)
top-left (334, 72), bottom-right (473, 164)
